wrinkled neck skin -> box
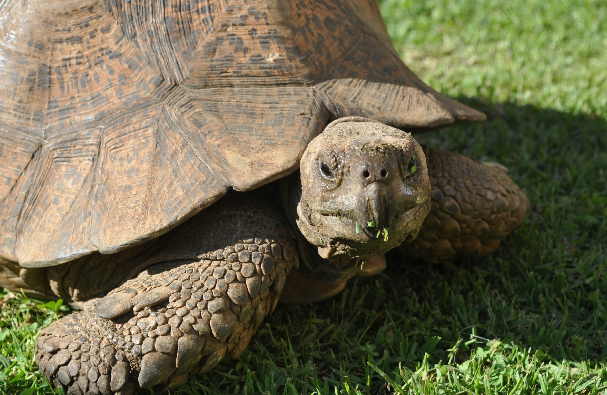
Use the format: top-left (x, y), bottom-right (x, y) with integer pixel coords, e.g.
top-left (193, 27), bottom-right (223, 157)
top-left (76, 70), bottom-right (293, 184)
top-left (280, 117), bottom-right (432, 284)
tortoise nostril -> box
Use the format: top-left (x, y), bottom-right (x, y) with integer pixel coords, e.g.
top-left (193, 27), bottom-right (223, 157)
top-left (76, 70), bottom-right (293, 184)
top-left (380, 169), bottom-right (387, 178)
top-left (362, 170), bottom-right (370, 178)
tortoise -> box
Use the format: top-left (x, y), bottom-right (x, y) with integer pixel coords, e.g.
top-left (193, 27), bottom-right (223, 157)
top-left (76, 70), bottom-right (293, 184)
top-left (0, 0), bottom-right (529, 393)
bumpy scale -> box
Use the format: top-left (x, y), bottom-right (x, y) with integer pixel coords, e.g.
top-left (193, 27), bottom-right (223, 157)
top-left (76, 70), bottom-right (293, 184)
top-left (35, 196), bottom-right (298, 394)
top-left (400, 149), bottom-right (529, 262)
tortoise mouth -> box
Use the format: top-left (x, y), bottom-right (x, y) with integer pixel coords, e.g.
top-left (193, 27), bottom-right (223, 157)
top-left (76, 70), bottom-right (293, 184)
top-left (305, 199), bottom-right (430, 259)
top-left (315, 201), bottom-right (427, 241)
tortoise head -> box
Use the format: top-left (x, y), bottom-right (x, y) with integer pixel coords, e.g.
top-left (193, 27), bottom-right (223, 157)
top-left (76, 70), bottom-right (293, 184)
top-left (296, 117), bottom-right (431, 261)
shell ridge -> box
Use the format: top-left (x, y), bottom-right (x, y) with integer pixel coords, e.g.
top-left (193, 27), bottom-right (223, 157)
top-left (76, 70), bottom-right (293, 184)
top-left (151, 1), bottom-right (186, 83)
top-left (161, 90), bottom-right (232, 186)
top-left (14, 129), bottom-right (103, 266)
top-left (0, 142), bottom-right (42, 261)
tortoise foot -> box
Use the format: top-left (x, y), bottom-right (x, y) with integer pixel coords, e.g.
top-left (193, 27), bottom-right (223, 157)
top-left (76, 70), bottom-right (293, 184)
top-left (36, 197), bottom-right (298, 394)
top-left (36, 314), bottom-right (137, 395)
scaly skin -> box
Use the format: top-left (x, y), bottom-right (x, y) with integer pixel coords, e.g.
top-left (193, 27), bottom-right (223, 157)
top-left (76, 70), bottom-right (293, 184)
top-left (399, 148), bottom-right (529, 263)
top-left (35, 195), bottom-right (298, 394)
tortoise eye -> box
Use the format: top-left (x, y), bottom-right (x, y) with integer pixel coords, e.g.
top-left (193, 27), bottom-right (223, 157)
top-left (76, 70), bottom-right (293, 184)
top-left (318, 156), bottom-right (342, 186)
top-left (318, 155), bottom-right (342, 186)
top-left (320, 161), bottom-right (334, 179)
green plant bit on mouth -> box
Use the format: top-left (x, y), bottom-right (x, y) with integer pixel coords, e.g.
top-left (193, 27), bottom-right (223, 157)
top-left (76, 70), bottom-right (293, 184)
top-left (382, 228), bottom-right (389, 241)
top-left (355, 221), bottom-right (360, 234)
top-left (367, 220), bottom-right (376, 228)
top-left (356, 142), bottom-right (368, 156)
top-left (410, 165), bottom-right (417, 174)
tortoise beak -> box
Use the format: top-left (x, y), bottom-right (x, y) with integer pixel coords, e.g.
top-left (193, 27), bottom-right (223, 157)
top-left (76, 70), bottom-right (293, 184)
top-left (358, 182), bottom-right (390, 237)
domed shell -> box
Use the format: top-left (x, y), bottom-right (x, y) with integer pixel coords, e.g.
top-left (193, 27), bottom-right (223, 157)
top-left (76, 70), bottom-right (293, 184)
top-left (0, 0), bottom-right (484, 267)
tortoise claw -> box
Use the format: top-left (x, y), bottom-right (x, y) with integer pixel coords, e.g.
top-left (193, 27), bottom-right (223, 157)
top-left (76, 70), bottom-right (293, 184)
top-left (138, 352), bottom-right (176, 388)
top-left (110, 362), bottom-right (130, 392)
top-left (95, 292), bottom-right (134, 319)
top-left (134, 286), bottom-right (172, 310)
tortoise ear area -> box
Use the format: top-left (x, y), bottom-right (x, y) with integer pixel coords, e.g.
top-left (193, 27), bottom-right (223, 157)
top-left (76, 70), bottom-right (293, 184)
top-left (398, 144), bottom-right (427, 184)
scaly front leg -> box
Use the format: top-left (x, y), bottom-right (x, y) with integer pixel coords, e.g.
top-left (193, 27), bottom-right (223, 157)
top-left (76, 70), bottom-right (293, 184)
top-left (400, 148), bottom-right (529, 263)
top-left (35, 195), bottom-right (298, 394)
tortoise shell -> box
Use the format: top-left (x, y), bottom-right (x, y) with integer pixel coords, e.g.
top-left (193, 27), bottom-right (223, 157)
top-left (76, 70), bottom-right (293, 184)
top-left (0, 0), bottom-right (483, 267)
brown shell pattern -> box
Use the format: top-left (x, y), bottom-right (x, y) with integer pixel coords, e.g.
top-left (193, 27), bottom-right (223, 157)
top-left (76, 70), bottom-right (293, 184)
top-left (0, 0), bottom-right (484, 267)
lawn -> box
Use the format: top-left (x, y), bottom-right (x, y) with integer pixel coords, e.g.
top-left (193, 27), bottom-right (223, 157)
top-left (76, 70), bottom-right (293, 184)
top-left (2, 0), bottom-right (607, 393)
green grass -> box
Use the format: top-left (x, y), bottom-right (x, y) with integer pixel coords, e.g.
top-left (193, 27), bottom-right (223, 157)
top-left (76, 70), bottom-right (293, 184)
top-left (2, 0), bottom-right (607, 393)
top-left (0, 294), bottom-right (68, 394)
